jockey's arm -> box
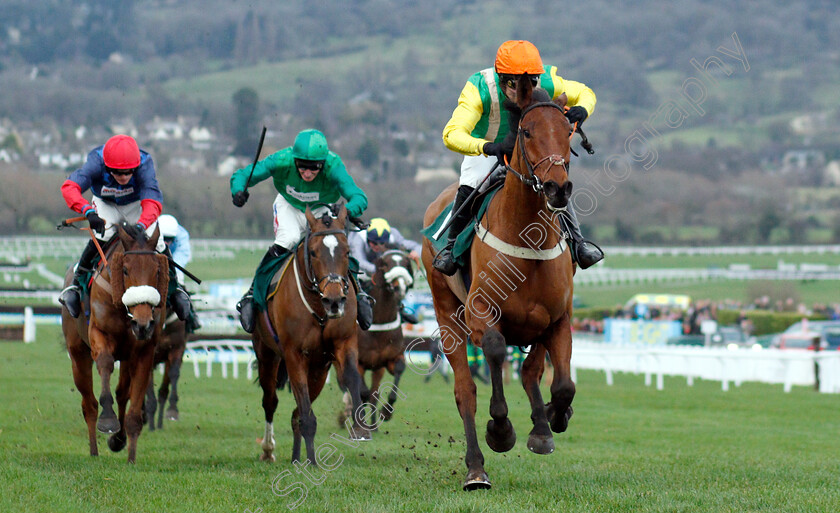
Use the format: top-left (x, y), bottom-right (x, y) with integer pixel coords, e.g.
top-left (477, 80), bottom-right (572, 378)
top-left (330, 157), bottom-right (368, 218)
top-left (348, 232), bottom-right (376, 275)
top-left (442, 82), bottom-right (488, 156)
top-left (547, 66), bottom-right (596, 117)
top-left (230, 154), bottom-right (275, 195)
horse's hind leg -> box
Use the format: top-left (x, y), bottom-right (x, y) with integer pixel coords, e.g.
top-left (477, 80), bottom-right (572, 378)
top-left (366, 367), bottom-right (385, 429)
top-left (380, 358), bottom-right (406, 422)
top-left (256, 349), bottom-right (281, 462)
top-left (482, 330), bottom-right (516, 453)
top-left (544, 315), bottom-right (576, 433)
top-left (520, 344), bottom-right (554, 454)
top-left (144, 370), bottom-right (158, 432)
top-left (164, 347), bottom-right (184, 423)
top-left (155, 361), bottom-right (170, 429)
top-left (68, 341), bottom-right (99, 456)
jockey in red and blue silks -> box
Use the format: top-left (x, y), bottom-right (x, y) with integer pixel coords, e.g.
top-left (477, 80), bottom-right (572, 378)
top-left (58, 134), bottom-right (192, 322)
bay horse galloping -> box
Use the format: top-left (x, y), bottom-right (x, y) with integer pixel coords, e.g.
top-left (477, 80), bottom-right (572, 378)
top-left (253, 204), bottom-right (370, 464)
top-left (62, 223), bottom-right (170, 463)
top-left (422, 77), bottom-right (577, 490)
top-left (354, 249), bottom-right (414, 426)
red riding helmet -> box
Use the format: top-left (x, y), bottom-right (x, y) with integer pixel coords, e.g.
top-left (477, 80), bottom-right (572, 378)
top-left (494, 40), bottom-right (544, 75)
top-left (103, 135), bottom-right (141, 169)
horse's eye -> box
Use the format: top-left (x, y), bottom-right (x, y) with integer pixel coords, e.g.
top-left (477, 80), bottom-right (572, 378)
top-left (123, 268), bottom-right (129, 276)
top-left (522, 129), bottom-right (531, 138)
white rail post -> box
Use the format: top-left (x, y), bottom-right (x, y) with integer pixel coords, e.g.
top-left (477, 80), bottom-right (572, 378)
top-left (23, 306), bottom-right (35, 343)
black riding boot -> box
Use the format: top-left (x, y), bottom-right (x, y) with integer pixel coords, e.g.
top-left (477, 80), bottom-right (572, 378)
top-left (163, 247), bottom-right (192, 321)
top-left (399, 303), bottom-right (419, 324)
top-left (237, 244), bottom-right (287, 333)
top-left (432, 185), bottom-right (475, 276)
top-left (349, 273), bottom-right (374, 330)
top-left (59, 239), bottom-right (99, 318)
top-left (563, 202), bottom-right (604, 269)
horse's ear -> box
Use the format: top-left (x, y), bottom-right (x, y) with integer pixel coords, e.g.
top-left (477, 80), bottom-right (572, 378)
top-left (517, 74), bottom-right (534, 109)
top-left (156, 254), bottom-right (170, 305)
top-left (110, 251), bottom-right (125, 307)
top-left (117, 222), bottom-right (133, 249)
top-left (148, 223), bottom-right (161, 250)
top-left (335, 203), bottom-right (347, 225)
top-left (554, 92), bottom-right (568, 110)
top-left (304, 206), bottom-right (317, 227)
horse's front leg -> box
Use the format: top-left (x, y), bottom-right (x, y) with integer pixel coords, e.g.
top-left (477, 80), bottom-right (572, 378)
top-left (155, 361), bottom-right (170, 429)
top-left (367, 367), bottom-right (385, 429)
top-left (107, 354), bottom-right (131, 453)
top-left (481, 329), bottom-right (516, 453)
top-left (544, 314), bottom-right (576, 433)
top-left (333, 338), bottom-right (372, 441)
top-left (124, 341), bottom-right (156, 463)
top-left (520, 343), bottom-right (554, 454)
top-left (380, 357), bottom-right (405, 422)
top-left (90, 327), bottom-right (120, 434)
top-left (284, 351), bottom-right (318, 465)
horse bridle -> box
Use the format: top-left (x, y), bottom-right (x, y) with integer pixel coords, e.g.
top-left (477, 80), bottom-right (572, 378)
top-left (505, 101), bottom-right (571, 195)
top-left (373, 249), bottom-right (413, 292)
top-left (300, 227), bottom-right (350, 299)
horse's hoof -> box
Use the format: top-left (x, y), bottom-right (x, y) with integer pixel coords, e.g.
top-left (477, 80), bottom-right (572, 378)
top-left (166, 409), bottom-right (179, 421)
top-left (485, 418), bottom-right (516, 453)
top-left (548, 405), bottom-right (573, 433)
top-left (260, 451), bottom-right (276, 462)
top-left (107, 432), bottom-right (127, 452)
top-left (463, 470), bottom-right (492, 491)
top-left (351, 427), bottom-right (372, 441)
top-left (97, 416), bottom-right (120, 434)
top-left (527, 433), bottom-right (555, 455)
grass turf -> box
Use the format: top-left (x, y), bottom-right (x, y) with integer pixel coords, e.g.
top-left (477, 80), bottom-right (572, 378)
top-left (1, 326), bottom-right (839, 512)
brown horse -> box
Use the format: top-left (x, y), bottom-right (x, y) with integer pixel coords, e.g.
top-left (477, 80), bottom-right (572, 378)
top-left (144, 317), bottom-right (188, 431)
top-left (422, 78), bottom-right (576, 490)
top-left (353, 249), bottom-right (414, 426)
top-left (62, 223), bottom-right (170, 463)
top-left (253, 204), bottom-right (371, 464)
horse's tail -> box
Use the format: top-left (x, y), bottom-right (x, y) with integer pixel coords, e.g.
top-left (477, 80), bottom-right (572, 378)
top-left (250, 356), bottom-right (289, 390)
top-left (276, 357), bottom-right (288, 390)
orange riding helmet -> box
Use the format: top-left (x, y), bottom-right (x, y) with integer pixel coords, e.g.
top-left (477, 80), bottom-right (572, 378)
top-left (494, 40), bottom-right (544, 75)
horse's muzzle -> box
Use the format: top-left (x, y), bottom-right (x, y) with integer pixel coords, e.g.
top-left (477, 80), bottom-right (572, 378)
top-left (321, 296), bottom-right (347, 318)
top-left (543, 180), bottom-right (572, 210)
top-left (130, 318), bottom-right (156, 341)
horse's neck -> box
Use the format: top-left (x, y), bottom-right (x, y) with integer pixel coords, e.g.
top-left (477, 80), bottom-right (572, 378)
top-left (487, 171), bottom-right (562, 248)
top-left (370, 278), bottom-right (400, 321)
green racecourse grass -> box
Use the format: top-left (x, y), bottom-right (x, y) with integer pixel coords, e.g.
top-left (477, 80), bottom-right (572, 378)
top-left (2, 327), bottom-right (839, 512)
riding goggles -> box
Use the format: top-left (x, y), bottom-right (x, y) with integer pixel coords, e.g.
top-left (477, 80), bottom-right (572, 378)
top-left (106, 166), bottom-right (139, 176)
top-left (499, 74), bottom-right (540, 89)
top-left (295, 159), bottom-right (324, 171)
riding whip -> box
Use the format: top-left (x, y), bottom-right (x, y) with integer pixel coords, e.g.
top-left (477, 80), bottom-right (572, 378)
top-left (243, 126), bottom-right (267, 194)
top-left (58, 216), bottom-right (109, 267)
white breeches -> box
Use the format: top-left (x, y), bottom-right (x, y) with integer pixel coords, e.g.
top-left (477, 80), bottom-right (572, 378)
top-left (272, 194), bottom-right (330, 249)
top-left (92, 197), bottom-right (165, 252)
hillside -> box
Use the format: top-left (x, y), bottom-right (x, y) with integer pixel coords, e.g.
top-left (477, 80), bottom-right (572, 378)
top-left (0, 0), bottom-right (839, 241)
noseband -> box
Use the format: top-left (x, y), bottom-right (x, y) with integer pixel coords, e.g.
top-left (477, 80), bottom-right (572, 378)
top-left (506, 101), bottom-right (571, 195)
top-left (120, 249), bottom-right (163, 317)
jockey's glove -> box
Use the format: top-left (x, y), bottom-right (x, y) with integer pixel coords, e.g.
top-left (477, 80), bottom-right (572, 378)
top-left (565, 106), bottom-right (588, 124)
top-left (85, 210), bottom-right (106, 235)
top-left (483, 142), bottom-right (507, 164)
top-left (232, 190), bottom-right (249, 207)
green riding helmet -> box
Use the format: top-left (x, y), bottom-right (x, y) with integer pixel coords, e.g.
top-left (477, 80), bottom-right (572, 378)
top-left (292, 129), bottom-right (329, 162)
